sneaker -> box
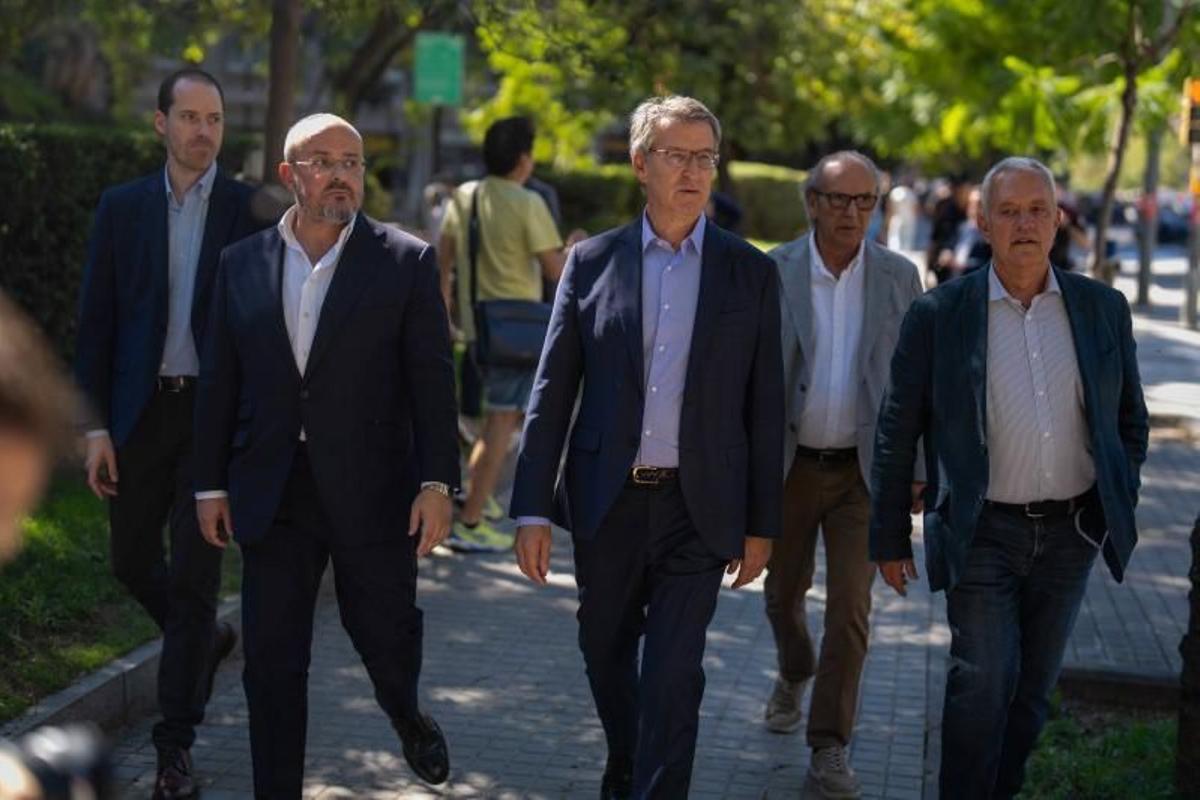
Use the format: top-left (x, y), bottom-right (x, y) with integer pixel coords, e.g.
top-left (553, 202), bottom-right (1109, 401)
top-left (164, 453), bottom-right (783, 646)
top-left (764, 676), bottom-right (809, 733)
top-left (808, 745), bottom-right (862, 799)
top-left (445, 519), bottom-right (514, 553)
top-left (454, 493), bottom-right (506, 522)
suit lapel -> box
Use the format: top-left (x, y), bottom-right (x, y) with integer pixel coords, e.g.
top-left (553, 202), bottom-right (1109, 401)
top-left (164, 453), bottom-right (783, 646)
top-left (304, 215), bottom-right (382, 378)
top-left (962, 267), bottom-right (990, 437)
top-left (683, 223), bottom-right (727, 395)
top-left (856, 243), bottom-right (886, 383)
top-left (145, 175), bottom-right (170, 333)
top-left (615, 222), bottom-right (645, 394)
top-left (1056, 268), bottom-right (1099, 418)
top-left (191, 172), bottom-right (237, 335)
top-left (784, 237), bottom-right (816, 362)
top-left (256, 229), bottom-right (302, 382)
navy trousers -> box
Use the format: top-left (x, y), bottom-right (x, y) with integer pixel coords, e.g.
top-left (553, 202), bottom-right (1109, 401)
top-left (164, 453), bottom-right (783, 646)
top-left (572, 480), bottom-right (727, 799)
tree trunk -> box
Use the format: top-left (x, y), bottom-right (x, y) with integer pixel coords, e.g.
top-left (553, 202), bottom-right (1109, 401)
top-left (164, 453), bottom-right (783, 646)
top-left (1092, 54), bottom-right (1139, 286)
top-left (1179, 513), bottom-right (1200, 795)
top-left (1137, 125), bottom-right (1163, 307)
top-left (262, 0), bottom-right (301, 184)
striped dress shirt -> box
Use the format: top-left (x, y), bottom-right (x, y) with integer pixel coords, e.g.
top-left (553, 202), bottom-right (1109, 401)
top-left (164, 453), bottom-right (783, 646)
top-left (985, 266), bottom-right (1095, 503)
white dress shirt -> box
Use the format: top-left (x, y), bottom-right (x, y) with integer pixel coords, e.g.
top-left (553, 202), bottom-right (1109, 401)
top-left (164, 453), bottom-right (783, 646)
top-left (796, 235), bottom-right (865, 450)
top-left (985, 266), bottom-right (1095, 502)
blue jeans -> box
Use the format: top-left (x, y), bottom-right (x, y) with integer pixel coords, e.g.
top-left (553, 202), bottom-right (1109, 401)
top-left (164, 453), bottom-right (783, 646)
top-left (940, 503), bottom-right (1100, 800)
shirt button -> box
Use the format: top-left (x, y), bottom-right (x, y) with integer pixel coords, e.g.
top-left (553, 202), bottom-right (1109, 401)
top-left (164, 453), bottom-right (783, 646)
top-left (1043, 432), bottom-right (1051, 438)
top-left (644, 430), bottom-right (652, 436)
top-left (663, 304), bottom-right (670, 311)
top-left (1032, 352), bottom-right (1039, 359)
top-left (1037, 390), bottom-right (1045, 397)
top-left (651, 386), bottom-right (658, 393)
top-left (658, 345), bottom-right (665, 352)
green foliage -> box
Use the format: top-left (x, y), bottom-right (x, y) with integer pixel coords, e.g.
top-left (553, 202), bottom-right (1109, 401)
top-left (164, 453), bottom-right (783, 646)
top-left (1020, 707), bottom-right (1179, 799)
top-left (0, 124), bottom-right (256, 357)
top-left (728, 161), bottom-right (807, 242)
top-left (0, 476), bottom-right (240, 722)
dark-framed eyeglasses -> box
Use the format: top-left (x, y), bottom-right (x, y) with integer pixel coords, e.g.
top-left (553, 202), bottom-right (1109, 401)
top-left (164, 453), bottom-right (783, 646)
top-left (811, 190), bottom-right (878, 211)
top-left (647, 147), bottom-right (720, 171)
top-left (290, 157), bottom-right (367, 176)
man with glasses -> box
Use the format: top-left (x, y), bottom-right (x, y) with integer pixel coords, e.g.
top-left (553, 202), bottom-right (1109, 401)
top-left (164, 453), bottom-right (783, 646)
top-left (765, 151), bottom-right (923, 798)
top-left (510, 95), bottom-right (783, 798)
top-left (193, 113), bottom-right (459, 796)
top-left (74, 67), bottom-right (263, 800)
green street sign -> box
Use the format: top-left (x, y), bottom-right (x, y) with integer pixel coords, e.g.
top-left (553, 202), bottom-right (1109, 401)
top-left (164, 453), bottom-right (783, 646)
top-left (414, 32), bottom-right (464, 106)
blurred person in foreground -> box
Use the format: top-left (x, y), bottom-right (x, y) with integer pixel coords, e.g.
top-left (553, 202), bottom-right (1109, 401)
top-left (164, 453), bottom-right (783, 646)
top-left (510, 95), bottom-right (783, 799)
top-left (72, 67), bottom-right (263, 799)
top-left (871, 156), bottom-right (1148, 799)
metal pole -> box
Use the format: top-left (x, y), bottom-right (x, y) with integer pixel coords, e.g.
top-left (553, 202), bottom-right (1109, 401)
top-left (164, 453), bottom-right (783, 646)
top-left (1137, 127), bottom-right (1162, 308)
top-left (1183, 142), bottom-right (1200, 330)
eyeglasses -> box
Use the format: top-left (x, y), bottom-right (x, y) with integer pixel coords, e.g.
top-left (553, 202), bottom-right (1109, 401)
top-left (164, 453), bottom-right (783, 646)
top-left (291, 157), bottom-right (367, 176)
top-left (812, 190), bottom-right (878, 211)
top-left (647, 147), bottom-right (720, 171)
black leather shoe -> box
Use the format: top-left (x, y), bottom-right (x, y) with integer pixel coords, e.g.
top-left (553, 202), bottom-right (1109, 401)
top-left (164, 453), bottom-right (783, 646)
top-left (152, 747), bottom-right (197, 799)
top-left (600, 755), bottom-right (633, 799)
top-left (203, 621), bottom-right (238, 703)
top-left (392, 712), bottom-right (449, 785)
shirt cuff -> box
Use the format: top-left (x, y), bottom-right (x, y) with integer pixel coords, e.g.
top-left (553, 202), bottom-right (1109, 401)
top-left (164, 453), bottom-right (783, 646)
top-left (195, 490), bottom-right (229, 500)
top-left (516, 516), bottom-right (552, 529)
top-left (85, 429), bottom-right (109, 439)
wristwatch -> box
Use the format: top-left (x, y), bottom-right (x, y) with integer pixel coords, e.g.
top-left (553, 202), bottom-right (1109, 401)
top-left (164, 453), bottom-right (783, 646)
top-left (420, 481), bottom-right (451, 497)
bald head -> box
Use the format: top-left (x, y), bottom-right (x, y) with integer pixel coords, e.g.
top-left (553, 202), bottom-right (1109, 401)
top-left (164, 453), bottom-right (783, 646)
top-left (283, 113), bottom-right (362, 162)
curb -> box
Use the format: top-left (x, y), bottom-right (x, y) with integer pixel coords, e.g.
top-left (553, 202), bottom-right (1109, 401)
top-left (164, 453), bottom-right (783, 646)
top-left (1058, 665), bottom-right (1180, 710)
top-left (0, 598), bottom-right (241, 740)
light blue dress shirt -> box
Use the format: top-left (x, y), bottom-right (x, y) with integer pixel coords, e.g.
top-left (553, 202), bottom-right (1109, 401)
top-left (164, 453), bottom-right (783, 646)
top-left (515, 211), bottom-right (706, 529)
top-left (160, 161), bottom-right (216, 376)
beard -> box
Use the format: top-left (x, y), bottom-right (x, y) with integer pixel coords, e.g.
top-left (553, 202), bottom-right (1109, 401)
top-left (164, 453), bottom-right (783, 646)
top-left (292, 176), bottom-right (359, 224)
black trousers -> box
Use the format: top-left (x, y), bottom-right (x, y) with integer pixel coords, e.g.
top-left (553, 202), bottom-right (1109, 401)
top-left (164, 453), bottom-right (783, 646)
top-left (241, 446), bottom-right (424, 799)
top-left (572, 480), bottom-right (727, 800)
top-left (109, 387), bottom-right (223, 750)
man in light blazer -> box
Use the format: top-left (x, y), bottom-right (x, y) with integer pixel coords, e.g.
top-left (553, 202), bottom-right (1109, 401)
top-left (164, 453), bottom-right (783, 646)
top-left (766, 151), bottom-right (923, 798)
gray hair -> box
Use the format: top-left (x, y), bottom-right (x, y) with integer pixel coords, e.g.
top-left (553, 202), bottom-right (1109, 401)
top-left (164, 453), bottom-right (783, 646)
top-left (804, 150), bottom-right (882, 215)
top-left (283, 113), bottom-right (361, 162)
top-left (980, 157), bottom-right (1056, 217)
top-left (628, 95), bottom-right (722, 157)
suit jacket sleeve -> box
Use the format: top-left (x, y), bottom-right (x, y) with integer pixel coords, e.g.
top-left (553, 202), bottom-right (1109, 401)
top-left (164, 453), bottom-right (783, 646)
top-left (746, 258), bottom-right (784, 538)
top-left (1115, 293), bottom-right (1149, 502)
top-left (904, 264), bottom-right (928, 484)
top-left (869, 297), bottom-right (933, 562)
top-left (74, 191), bottom-right (117, 429)
top-left (194, 252), bottom-right (239, 492)
top-left (403, 244), bottom-right (461, 489)
top-left (510, 247), bottom-right (584, 518)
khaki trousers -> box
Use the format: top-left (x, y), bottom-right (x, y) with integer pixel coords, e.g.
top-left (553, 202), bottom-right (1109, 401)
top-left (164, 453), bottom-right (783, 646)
top-left (763, 451), bottom-right (874, 749)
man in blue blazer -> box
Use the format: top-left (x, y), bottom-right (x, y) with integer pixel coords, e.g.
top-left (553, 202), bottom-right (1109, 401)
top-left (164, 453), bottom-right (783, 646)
top-left (74, 68), bottom-right (262, 800)
top-left (193, 114), bottom-right (459, 798)
top-left (510, 96), bottom-right (784, 799)
top-left (871, 157), bottom-right (1149, 799)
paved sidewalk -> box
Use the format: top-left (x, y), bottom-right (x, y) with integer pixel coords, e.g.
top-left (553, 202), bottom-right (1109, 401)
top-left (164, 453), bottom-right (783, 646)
top-left (108, 253), bottom-right (1197, 798)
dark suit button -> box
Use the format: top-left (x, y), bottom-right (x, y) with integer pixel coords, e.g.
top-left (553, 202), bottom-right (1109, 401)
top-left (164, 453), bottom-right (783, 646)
top-left (800, 384), bottom-right (807, 392)
top-left (300, 389), bottom-right (310, 400)
top-left (789, 423), bottom-right (797, 433)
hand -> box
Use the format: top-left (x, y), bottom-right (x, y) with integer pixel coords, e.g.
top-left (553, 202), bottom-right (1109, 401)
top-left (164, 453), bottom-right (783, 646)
top-left (911, 481), bottom-right (926, 514)
top-left (83, 434), bottom-right (118, 499)
top-left (409, 489), bottom-right (453, 557)
top-left (514, 524), bottom-right (552, 585)
top-left (565, 228), bottom-right (588, 248)
top-left (878, 559), bottom-right (919, 597)
top-left (727, 535), bottom-right (772, 589)
top-left (197, 497), bottom-right (233, 549)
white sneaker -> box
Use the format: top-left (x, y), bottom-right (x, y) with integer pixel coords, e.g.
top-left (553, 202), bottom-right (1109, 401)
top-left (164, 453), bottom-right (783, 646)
top-left (808, 746), bottom-right (862, 799)
top-left (764, 677), bottom-right (809, 733)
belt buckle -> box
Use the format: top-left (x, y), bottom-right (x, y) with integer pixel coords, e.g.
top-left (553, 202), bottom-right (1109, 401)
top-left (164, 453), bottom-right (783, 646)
top-left (631, 466), bottom-right (659, 486)
top-left (1023, 502), bottom-right (1046, 519)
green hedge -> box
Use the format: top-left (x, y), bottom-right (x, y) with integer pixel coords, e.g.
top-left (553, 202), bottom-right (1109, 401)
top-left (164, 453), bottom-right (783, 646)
top-left (0, 124), bottom-right (257, 357)
top-left (546, 160), bottom-right (808, 243)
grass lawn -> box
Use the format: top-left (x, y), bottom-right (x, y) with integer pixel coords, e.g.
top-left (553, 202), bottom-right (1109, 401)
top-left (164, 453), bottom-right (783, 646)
top-left (1020, 698), bottom-right (1180, 799)
top-left (0, 475), bottom-right (241, 723)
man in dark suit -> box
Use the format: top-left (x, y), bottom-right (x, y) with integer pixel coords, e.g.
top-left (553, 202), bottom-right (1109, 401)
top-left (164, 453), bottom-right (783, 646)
top-left (193, 113), bottom-right (459, 798)
top-left (510, 95), bottom-right (784, 799)
top-left (871, 156), bottom-right (1149, 799)
top-left (74, 68), bottom-right (261, 799)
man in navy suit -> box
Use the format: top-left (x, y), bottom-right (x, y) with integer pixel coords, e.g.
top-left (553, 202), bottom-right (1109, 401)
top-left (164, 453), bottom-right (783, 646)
top-left (871, 157), bottom-right (1149, 799)
top-left (510, 96), bottom-right (784, 799)
top-left (193, 114), bottom-right (459, 798)
top-left (74, 68), bottom-right (261, 800)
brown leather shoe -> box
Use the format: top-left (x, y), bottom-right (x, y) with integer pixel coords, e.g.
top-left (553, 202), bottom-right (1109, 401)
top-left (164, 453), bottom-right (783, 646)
top-left (152, 747), bottom-right (197, 799)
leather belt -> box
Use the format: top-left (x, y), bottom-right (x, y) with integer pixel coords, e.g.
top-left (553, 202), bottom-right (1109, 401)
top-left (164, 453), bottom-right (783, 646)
top-left (985, 487), bottom-right (1097, 520)
top-left (156, 375), bottom-right (197, 393)
top-left (794, 445), bottom-right (857, 464)
top-left (628, 466), bottom-right (679, 487)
